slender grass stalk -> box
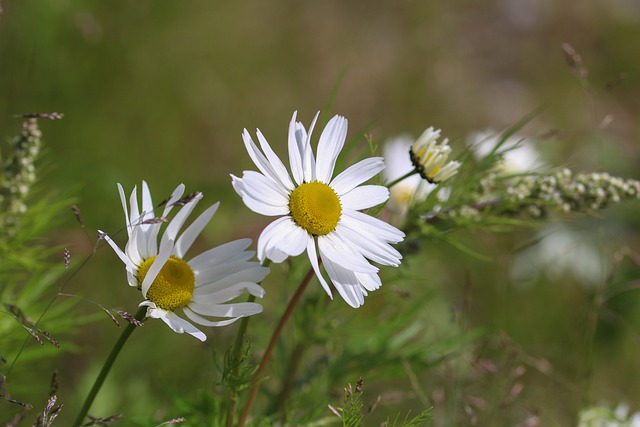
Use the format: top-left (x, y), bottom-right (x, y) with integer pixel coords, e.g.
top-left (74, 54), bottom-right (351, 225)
top-left (225, 259), bottom-right (271, 427)
top-left (237, 266), bottom-right (316, 427)
top-left (385, 169), bottom-right (418, 189)
top-left (225, 295), bottom-right (256, 427)
top-left (72, 306), bottom-right (147, 427)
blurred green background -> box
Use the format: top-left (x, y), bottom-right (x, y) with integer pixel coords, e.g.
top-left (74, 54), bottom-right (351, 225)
top-left (2, 0), bottom-right (640, 425)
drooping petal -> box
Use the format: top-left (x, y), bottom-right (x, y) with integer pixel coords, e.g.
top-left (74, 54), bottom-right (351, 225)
top-left (330, 157), bottom-right (385, 195)
top-left (355, 272), bottom-right (382, 292)
top-left (340, 185), bottom-right (390, 211)
top-left (257, 217), bottom-right (309, 263)
top-left (306, 238), bottom-right (333, 298)
top-left (175, 202), bottom-right (219, 258)
top-left (99, 231), bottom-right (135, 274)
top-left (142, 303), bottom-right (207, 342)
top-left (316, 115), bottom-right (348, 183)
top-left (320, 253), bottom-right (366, 308)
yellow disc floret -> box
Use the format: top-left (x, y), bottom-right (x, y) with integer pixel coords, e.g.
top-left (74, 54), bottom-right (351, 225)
top-left (137, 255), bottom-right (195, 311)
top-left (289, 181), bottom-right (342, 236)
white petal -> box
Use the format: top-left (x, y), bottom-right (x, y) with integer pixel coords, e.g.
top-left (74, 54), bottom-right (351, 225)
top-left (236, 170), bottom-right (290, 202)
top-left (188, 300), bottom-right (263, 318)
top-left (128, 184), bottom-right (140, 226)
top-left (183, 305), bottom-right (262, 327)
top-left (117, 183), bottom-right (131, 237)
top-left (320, 254), bottom-right (366, 308)
top-left (306, 239), bottom-right (332, 298)
top-left (288, 111), bottom-right (305, 185)
top-left (242, 129), bottom-right (293, 191)
top-left (194, 258), bottom-right (260, 284)
top-left (316, 115), bottom-right (348, 183)
top-left (195, 265), bottom-right (269, 290)
top-left (341, 185), bottom-right (389, 210)
top-left (355, 272), bottom-right (381, 292)
top-left (141, 237), bottom-right (174, 297)
top-left (317, 233), bottom-right (378, 274)
top-left (124, 225), bottom-right (144, 266)
top-left (139, 181), bottom-right (155, 231)
top-left (99, 231), bottom-right (134, 274)
top-left (302, 112), bottom-right (319, 182)
top-left (192, 282), bottom-right (265, 302)
top-left (342, 210), bottom-right (405, 243)
top-left (330, 157), bottom-right (385, 195)
top-left (160, 193), bottom-right (203, 248)
top-left (189, 238), bottom-right (252, 269)
top-left (232, 175), bottom-right (290, 216)
top-left (335, 223), bottom-right (402, 266)
top-left (144, 305), bottom-right (207, 342)
top-left (256, 129), bottom-right (295, 191)
top-left (147, 183), bottom-right (186, 257)
top-left (257, 217), bottom-right (309, 263)
top-left (175, 202), bottom-right (219, 258)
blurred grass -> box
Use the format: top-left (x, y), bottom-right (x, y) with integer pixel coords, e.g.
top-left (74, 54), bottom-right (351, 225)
top-left (1, 0), bottom-right (640, 425)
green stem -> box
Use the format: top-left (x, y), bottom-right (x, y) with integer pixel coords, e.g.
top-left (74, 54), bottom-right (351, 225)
top-left (72, 306), bottom-right (146, 427)
top-left (386, 169), bottom-right (418, 189)
top-left (237, 266), bottom-right (315, 427)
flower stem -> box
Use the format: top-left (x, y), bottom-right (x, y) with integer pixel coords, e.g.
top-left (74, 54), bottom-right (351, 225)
top-left (386, 169), bottom-right (418, 189)
top-left (237, 266), bottom-right (315, 427)
top-left (72, 306), bottom-right (146, 427)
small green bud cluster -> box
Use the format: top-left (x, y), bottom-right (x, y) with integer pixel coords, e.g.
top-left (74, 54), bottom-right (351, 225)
top-left (503, 168), bottom-right (639, 216)
top-left (436, 168), bottom-right (639, 223)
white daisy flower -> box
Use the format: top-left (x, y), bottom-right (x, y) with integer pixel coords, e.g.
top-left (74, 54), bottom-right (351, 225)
top-left (231, 111), bottom-right (405, 308)
top-left (100, 181), bottom-right (268, 342)
top-left (409, 127), bottom-right (460, 183)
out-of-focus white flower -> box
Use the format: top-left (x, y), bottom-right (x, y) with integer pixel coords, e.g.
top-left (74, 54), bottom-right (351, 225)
top-left (467, 129), bottom-right (543, 174)
top-left (578, 402), bottom-right (640, 427)
top-left (510, 223), bottom-right (605, 288)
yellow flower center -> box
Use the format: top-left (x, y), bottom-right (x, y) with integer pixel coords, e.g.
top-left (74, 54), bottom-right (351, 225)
top-left (137, 255), bottom-right (195, 311)
top-left (289, 181), bottom-right (342, 236)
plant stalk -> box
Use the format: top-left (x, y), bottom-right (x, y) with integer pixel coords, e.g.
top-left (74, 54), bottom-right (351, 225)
top-left (237, 266), bottom-right (315, 427)
top-left (72, 306), bottom-right (146, 427)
